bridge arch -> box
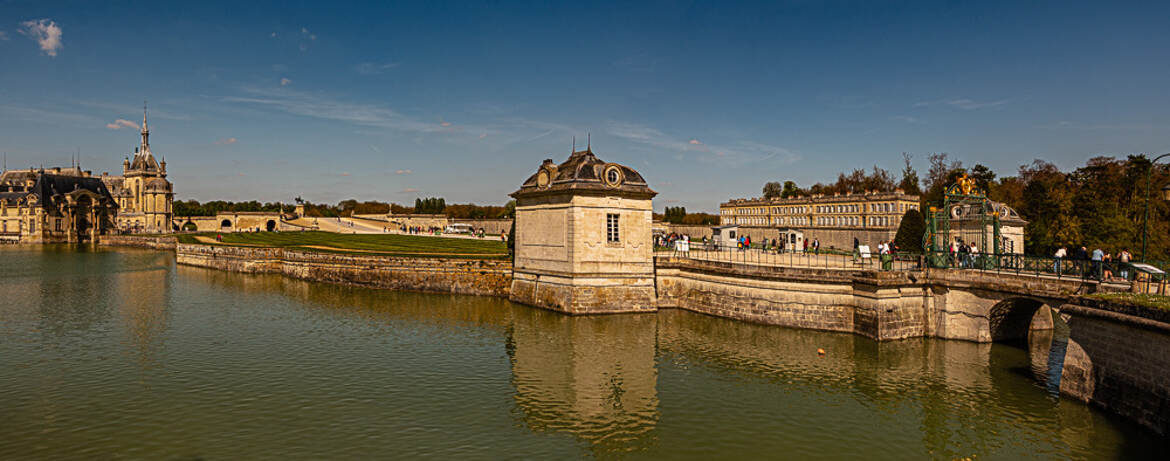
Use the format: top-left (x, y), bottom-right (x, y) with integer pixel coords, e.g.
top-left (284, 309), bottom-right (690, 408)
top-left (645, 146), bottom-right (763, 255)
top-left (266, 220), bottom-right (276, 232)
top-left (987, 297), bottom-right (1053, 342)
top-left (220, 219), bottom-right (232, 229)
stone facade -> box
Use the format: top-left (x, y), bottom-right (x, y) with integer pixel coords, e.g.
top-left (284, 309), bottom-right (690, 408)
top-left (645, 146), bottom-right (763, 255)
top-left (0, 169), bottom-right (119, 243)
top-left (720, 191), bottom-right (919, 249)
top-left (510, 148), bottom-right (657, 314)
top-left (1059, 299), bottom-right (1170, 435)
top-left (175, 244), bottom-right (512, 297)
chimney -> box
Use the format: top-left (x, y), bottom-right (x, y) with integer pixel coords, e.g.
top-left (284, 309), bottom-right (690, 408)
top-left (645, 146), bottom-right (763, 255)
top-left (53, 167), bottom-right (61, 173)
top-left (84, 170), bottom-right (92, 177)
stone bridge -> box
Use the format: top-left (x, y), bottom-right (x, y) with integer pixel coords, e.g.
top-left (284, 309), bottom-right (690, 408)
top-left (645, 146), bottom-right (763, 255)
top-left (653, 255), bottom-right (1107, 344)
top-left (174, 212), bottom-right (293, 233)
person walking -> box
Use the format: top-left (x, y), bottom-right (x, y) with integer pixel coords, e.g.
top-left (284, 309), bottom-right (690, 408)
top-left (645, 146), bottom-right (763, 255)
top-left (1054, 246), bottom-right (1067, 275)
top-left (803, 237), bottom-right (808, 253)
top-left (853, 237), bottom-right (860, 263)
top-left (1091, 247), bottom-right (1104, 280)
top-left (813, 238), bottom-right (820, 255)
top-left (1119, 248), bottom-right (1132, 280)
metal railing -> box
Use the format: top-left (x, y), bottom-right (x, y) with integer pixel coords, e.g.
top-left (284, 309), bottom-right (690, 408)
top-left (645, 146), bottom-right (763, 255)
top-left (656, 243), bottom-right (1163, 289)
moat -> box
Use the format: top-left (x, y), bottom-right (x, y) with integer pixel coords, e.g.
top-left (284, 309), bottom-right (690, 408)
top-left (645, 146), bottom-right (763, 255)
top-left (0, 246), bottom-right (1164, 459)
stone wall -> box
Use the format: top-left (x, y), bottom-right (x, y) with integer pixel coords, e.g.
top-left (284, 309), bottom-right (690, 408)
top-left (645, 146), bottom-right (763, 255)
top-left (654, 256), bottom-right (928, 341)
top-left (1059, 299), bottom-right (1170, 435)
top-left (176, 244), bottom-right (512, 297)
top-left (99, 234), bottom-right (178, 250)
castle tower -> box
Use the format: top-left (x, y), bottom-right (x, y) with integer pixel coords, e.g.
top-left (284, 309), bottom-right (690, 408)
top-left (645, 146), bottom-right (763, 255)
top-left (509, 147), bottom-right (657, 314)
top-left (117, 104), bottom-right (173, 233)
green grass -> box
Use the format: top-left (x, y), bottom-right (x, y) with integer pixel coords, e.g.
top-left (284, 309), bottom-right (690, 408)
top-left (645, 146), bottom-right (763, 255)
top-left (1084, 292), bottom-right (1170, 311)
top-left (177, 231), bottom-right (508, 259)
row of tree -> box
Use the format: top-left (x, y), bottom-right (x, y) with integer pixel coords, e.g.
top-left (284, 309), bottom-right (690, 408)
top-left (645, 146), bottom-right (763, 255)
top-left (658, 206), bottom-right (719, 225)
top-left (766, 153), bottom-right (1170, 259)
top-left (176, 197), bottom-right (516, 220)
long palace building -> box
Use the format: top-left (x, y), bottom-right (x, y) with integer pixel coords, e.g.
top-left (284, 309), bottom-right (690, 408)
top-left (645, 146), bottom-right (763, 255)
top-left (718, 190), bottom-right (920, 250)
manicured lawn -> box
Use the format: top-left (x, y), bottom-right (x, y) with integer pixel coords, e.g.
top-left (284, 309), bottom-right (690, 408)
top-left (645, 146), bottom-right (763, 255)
top-left (176, 231), bottom-right (509, 259)
top-left (1084, 292), bottom-right (1170, 311)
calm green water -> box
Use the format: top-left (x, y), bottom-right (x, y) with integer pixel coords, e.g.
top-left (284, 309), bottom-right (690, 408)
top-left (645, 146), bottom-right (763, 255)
top-left (0, 246), bottom-right (1164, 459)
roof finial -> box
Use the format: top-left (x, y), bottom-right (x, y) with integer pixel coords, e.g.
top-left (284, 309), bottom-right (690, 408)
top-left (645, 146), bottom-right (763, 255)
top-left (587, 132), bottom-right (590, 151)
top-left (572, 136), bottom-right (576, 153)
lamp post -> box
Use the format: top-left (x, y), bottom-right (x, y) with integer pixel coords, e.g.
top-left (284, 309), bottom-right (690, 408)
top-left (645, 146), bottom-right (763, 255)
top-left (1141, 153), bottom-right (1170, 262)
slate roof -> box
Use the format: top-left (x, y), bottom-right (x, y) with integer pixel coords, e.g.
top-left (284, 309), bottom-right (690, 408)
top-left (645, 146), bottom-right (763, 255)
top-left (29, 174), bottom-right (118, 210)
top-left (513, 148), bottom-right (655, 199)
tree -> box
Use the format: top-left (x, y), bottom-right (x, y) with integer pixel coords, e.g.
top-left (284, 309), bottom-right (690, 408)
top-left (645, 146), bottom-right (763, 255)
top-left (762, 181), bottom-right (783, 199)
top-left (899, 153), bottom-right (922, 195)
top-left (781, 181), bottom-right (802, 198)
top-left (969, 164), bottom-right (996, 195)
top-left (894, 208), bottom-right (926, 253)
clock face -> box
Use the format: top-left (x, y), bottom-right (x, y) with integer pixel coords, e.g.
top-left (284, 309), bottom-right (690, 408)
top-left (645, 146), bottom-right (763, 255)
top-left (537, 170), bottom-right (550, 188)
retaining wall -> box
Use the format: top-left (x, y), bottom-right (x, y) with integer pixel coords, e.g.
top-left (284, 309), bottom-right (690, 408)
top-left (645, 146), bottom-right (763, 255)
top-left (99, 235), bottom-right (179, 250)
top-left (175, 244), bottom-right (512, 297)
top-left (1059, 299), bottom-right (1170, 436)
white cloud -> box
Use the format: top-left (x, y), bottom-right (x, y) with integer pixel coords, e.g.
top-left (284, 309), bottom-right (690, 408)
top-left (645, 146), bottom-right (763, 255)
top-left (0, 31), bottom-right (8, 40)
top-left (224, 87), bottom-right (485, 135)
top-left (401, 187), bottom-right (420, 193)
top-left (19, 19), bottom-right (62, 57)
top-left (395, 169), bottom-right (412, 175)
top-left (607, 120), bottom-right (799, 167)
top-left (216, 137), bottom-right (238, 145)
top-left (892, 115), bottom-right (924, 124)
top-left (270, 32), bottom-right (277, 38)
top-left (280, 78), bottom-right (292, 86)
top-left (914, 98), bottom-right (1009, 110)
top-left (105, 119), bottom-right (139, 130)
top-left (340, 172), bottom-right (351, 177)
top-left (688, 139), bottom-right (702, 145)
top-left (478, 132), bottom-right (488, 139)
top-left (355, 62), bottom-right (401, 75)
top-left (440, 121), bottom-right (452, 127)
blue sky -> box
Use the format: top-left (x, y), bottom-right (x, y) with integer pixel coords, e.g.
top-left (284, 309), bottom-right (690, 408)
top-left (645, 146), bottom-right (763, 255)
top-left (1, 1), bottom-right (1168, 212)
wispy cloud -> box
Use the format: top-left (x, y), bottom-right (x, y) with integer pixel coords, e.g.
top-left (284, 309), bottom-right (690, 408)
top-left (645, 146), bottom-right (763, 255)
top-left (77, 101), bottom-right (192, 121)
top-left (355, 62), bottom-right (401, 75)
top-left (0, 106), bottom-right (99, 126)
top-left (1042, 120), bottom-right (1153, 131)
top-left (688, 139), bottom-right (702, 145)
top-left (301, 27), bottom-right (316, 40)
top-left (891, 115), bottom-right (925, 124)
top-left (369, 144), bottom-right (381, 152)
top-left (395, 169), bottom-right (412, 175)
top-left (19, 19), bottom-right (62, 56)
top-left (280, 78), bottom-right (291, 86)
top-left (105, 119), bottom-right (139, 130)
top-left (440, 121), bottom-right (452, 127)
top-left (0, 31), bottom-right (9, 41)
top-left (401, 187), bottom-right (419, 193)
top-left (216, 137), bottom-right (238, 145)
top-left (340, 172), bottom-right (351, 177)
top-left (914, 98), bottom-right (1009, 110)
top-left (606, 120), bottom-right (799, 167)
top-left (224, 87), bottom-right (482, 135)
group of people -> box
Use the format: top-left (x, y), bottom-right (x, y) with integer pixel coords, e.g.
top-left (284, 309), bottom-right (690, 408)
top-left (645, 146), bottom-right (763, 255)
top-left (948, 239), bottom-right (982, 269)
top-left (1054, 246), bottom-right (1132, 281)
top-left (401, 225), bottom-right (441, 235)
top-left (656, 232), bottom-right (689, 249)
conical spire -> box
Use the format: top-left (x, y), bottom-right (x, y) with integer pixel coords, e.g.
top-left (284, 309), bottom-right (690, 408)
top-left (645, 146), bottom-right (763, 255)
top-left (140, 102), bottom-right (150, 156)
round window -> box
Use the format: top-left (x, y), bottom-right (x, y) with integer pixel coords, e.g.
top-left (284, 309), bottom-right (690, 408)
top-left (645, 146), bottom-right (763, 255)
top-left (537, 170), bottom-right (551, 188)
top-left (603, 165), bottom-right (623, 187)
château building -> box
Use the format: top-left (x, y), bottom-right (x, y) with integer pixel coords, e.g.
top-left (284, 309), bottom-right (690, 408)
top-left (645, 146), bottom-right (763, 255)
top-left (0, 167), bottom-right (119, 243)
top-left (0, 105), bottom-right (175, 243)
top-left (102, 107), bottom-right (173, 233)
top-left (718, 190), bottom-right (920, 249)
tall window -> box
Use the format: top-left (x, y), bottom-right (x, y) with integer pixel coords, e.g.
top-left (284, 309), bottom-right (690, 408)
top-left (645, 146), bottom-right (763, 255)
top-left (606, 213), bottom-right (620, 243)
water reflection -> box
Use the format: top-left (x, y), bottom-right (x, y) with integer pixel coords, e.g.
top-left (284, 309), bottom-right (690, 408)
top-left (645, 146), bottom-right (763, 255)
top-left (507, 310), bottom-right (658, 452)
top-left (1, 248), bottom-right (1164, 459)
